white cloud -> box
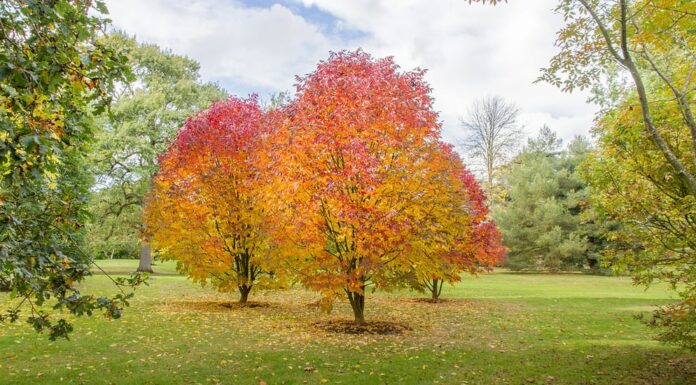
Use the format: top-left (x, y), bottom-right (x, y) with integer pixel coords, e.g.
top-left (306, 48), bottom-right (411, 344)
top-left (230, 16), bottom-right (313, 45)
top-left (105, 0), bottom-right (598, 148)
top-left (105, 0), bottom-right (336, 93)
top-left (293, 0), bottom-right (597, 144)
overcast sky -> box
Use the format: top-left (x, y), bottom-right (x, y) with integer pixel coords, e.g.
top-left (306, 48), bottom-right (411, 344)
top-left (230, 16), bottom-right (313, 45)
top-left (104, 0), bottom-right (597, 152)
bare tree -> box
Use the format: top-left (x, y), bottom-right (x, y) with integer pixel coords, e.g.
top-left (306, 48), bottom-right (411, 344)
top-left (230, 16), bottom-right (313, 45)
top-left (459, 96), bottom-right (522, 192)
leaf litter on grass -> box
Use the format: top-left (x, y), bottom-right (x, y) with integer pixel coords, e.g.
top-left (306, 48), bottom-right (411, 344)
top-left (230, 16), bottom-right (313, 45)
top-left (152, 287), bottom-right (513, 356)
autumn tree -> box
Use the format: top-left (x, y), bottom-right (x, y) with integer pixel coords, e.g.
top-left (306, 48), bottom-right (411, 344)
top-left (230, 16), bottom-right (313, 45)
top-left (584, 83), bottom-right (696, 350)
top-left (88, 32), bottom-right (225, 272)
top-left (459, 96), bottom-right (522, 196)
top-left (537, 0), bottom-right (696, 349)
top-left (0, 0), bottom-right (143, 339)
top-left (270, 50), bottom-right (478, 323)
top-left (412, 143), bottom-right (505, 301)
top-left (537, 0), bottom-right (696, 197)
top-left (475, 0), bottom-right (696, 349)
top-left (144, 97), bottom-right (281, 303)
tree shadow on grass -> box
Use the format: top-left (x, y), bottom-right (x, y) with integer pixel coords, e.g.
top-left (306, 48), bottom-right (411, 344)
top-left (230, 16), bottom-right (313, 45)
top-left (401, 297), bottom-right (473, 305)
top-left (314, 319), bottom-right (412, 335)
top-left (161, 300), bottom-right (276, 313)
top-left (90, 268), bottom-right (181, 277)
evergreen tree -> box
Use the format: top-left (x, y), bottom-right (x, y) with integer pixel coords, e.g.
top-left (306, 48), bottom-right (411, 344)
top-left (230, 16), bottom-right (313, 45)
top-left (494, 129), bottom-right (605, 271)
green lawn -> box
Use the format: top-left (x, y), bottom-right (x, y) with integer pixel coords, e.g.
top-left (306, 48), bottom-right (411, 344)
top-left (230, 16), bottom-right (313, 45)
top-left (1, 260), bottom-right (694, 385)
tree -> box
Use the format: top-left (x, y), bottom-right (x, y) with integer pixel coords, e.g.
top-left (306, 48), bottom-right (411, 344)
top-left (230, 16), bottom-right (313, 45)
top-left (270, 50), bottom-right (464, 324)
top-left (459, 96), bottom-right (522, 195)
top-left (413, 143), bottom-right (505, 301)
top-left (88, 32), bottom-right (225, 272)
top-left (584, 83), bottom-right (696, 350)
top-left (494, 130), bottom-right (604, 271)
top-left (526, 124), bottom-right (562, 154)
top-left (0, 0), bottom-right (142, 339)
top-left (539, 0), bottom-right (696, 350)
top-left (144, 97), bottom-right (283, 303)
top-left (475, 0), bottom-right (696, 349)
top-left (540, 1), bottom-right (696, 195)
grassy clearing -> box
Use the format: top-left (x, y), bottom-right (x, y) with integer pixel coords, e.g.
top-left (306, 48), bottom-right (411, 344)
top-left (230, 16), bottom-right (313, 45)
top-left (1, 260), bottom-right (694, 385)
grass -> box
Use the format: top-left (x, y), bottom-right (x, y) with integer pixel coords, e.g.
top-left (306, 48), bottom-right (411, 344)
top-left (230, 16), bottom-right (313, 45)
top-left (1, 260), bottom-right (694, 385)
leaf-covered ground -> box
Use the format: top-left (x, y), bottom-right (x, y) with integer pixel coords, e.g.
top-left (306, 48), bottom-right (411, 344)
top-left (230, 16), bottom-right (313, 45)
top-left (1, 260), bottom-right (694, 385)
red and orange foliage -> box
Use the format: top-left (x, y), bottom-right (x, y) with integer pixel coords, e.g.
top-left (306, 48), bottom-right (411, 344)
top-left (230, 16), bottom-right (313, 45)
top-left (267, 50), bottom-right (501, 322)
top-left (144, 96), bottom-right (283, 303)
top-left (144, 50), bottom-right (504, 321)
top-left (412, 143), bottom-right (505, 301)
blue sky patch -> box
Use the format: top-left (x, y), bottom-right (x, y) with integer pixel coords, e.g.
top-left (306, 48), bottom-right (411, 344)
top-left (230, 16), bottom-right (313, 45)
top-left (235, 0), bottom-right (367, 41)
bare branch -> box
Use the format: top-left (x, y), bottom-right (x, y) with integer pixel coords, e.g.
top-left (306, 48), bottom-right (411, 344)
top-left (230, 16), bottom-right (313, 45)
top-left (459, 95), bottom-right (522, 191)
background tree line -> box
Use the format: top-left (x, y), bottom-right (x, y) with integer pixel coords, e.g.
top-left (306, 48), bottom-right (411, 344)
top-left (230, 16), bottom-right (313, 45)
top-left (460, 98), bottom-right (612, 274)
top-left (86, 32), bottom-right (225, 272)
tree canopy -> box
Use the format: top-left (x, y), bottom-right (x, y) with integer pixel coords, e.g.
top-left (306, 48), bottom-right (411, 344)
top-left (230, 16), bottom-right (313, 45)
top-left (532, 0), bottom-right (696, 350)
top-left (584, 81), bottom-right (696, 350)
top-left (140, 50), bottom-right (504, 323)
top-left (145, 97), bottom-right (284, 303)
top-left (495, 131), bottom-right (606, 272)
top-left (88, 32), bottom-right (225, 271)
top-left (0, 0), bottom-right (142, 339)
top-left (265, 50), bottom-right (502, 322)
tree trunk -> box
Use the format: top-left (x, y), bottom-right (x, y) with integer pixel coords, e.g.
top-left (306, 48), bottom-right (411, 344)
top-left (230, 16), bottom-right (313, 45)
top-left (487, 157), bottom-right (494, 196)
top-left (588, 258), bottom-right (598, 270)
top-left (137, 242), bottom-right (154, 273)
top-left (238, 284), bottom-right (252, 304)
top-left (347, 291), bottom-right (366, 324)
top-left (0, 275), bottom-right (11, 292)
top-left (431, 279), bottom-right (442, 302)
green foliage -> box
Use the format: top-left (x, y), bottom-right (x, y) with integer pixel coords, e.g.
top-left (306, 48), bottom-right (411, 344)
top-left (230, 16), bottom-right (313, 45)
top-left (87, 32), bottom-right (226, 260)
top-left (86, 188), bottom-right (141, 260)
top-left (583, 80), bottom-right (696, 351)
top-left (525, 125), bottom-right (562, 154)
top-left (0, 0), bottom-right (146, 339)
top-left (494, 130), bottom-right (608, 272)
top-left (524, 0), bottom-right (696, 350)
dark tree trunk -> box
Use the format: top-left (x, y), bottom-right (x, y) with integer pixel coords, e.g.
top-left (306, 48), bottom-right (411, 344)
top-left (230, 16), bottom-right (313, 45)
top-left (588, 258), bottom-right (598, 269)
top-left (0, 275), bottom-right (11, 292)
top-left (347, 290), bottom-right (366, 324)
top-left (429, 279), bottom-right (444, 302)
top-left (235, 250), bottom-right (254, 304)
top-left (431, 279), bottom-right (440, 301)
top-left (238, 284), bottom-right (252, 304)
top-left (137, 242), bottom-right (154, 273)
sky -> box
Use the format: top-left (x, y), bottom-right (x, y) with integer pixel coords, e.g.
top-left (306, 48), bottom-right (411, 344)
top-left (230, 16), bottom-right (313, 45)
top-left (104, 0), bottom-right (598, 153)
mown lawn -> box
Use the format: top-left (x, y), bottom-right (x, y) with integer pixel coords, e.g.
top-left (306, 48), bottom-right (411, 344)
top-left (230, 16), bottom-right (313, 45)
top-left (1, 260), bottom-right (694, 385)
